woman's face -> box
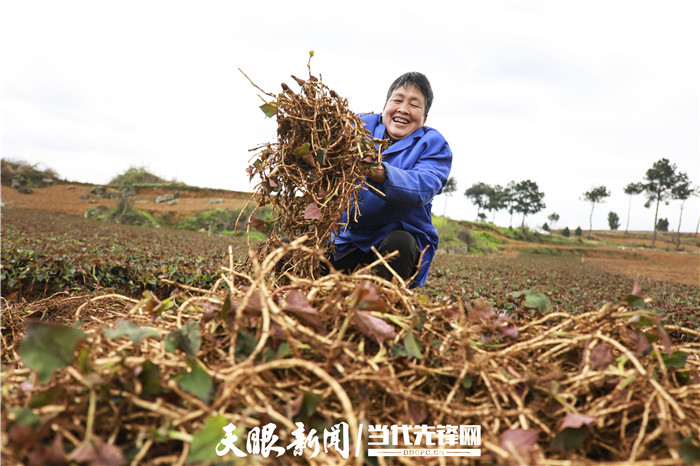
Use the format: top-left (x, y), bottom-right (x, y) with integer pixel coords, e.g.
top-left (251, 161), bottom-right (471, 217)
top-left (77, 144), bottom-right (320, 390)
top-left (382, 85), bottom-right (428, 141)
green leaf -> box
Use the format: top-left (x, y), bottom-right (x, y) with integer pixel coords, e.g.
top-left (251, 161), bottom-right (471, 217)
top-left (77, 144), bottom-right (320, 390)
top-left (391, 343), bottom-right (408, 357)
top-left (78, 346), bottom-right (93, 374)
top-left (103, 320), bottom-right (161, 346)
top-left (221, 293), bottom-right (232, 321)
top-left (186, 415), bottom-right (230, 464)
top-left (20, 322), bottom-right (87, 384)
top-left (624, 294), bottom-right (646, 309)
top-left (662, 351), bottom-right (688, 369)
top-left (139, 360), bottom-right (162, 397)
top-left (11, 407), bottom-right (42, 428)
top-left (404, 331), bottom-right (423, 360)
top-left (315, 147), bottom-right (327, 165)
top-left (462, 374), bottom-right (473, 389)
top-left (508, 290), bottom-right (551, 312)
top-left (164, 321), bottom-right (201, 357)
top-left (153, 297), bottom-right (175, 315)
top-left (617, 376), bottom-right (636, 390)
top-left (680, 436), bottom-right (700, 465)
top-left (293, 142), bottom-right (311, 157)
top-left (630, 315), bottom-right (657, 327)
top-left (174, 359), bottom-right (213, 404)
top-left (235, 330), bottom-right (258, 359)
top-left (29, 386), bottom-right (65, 409)
top-left (294, 392), bottom-right (322, 423)
top-left (260, 102), bottom-right (278, 118)
top-left (551, 427), bottom-right (588, 452)
top-left (523, 291), bottom-right (551, 312)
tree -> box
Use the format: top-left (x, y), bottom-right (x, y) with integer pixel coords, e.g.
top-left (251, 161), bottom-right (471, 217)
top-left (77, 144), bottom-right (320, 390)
top-left (623, 182), bottom-right (644, 234)
top-left (486, 184), bottom-right (508, 224)
top-left (575, 226), bottom-right (582, 237)
top-left (562, 227), bottom-right (570, 237)
top-left (608, 212), bottom-right (620, 230)
top-left (670, 173), bottom-right (695, 249)
top-left (547, 213), bottom-right (560, 229)
top-left (657, 218), bottom-right (669, 232)
top-left (504, 182), bottom-right (518, 227)
top-left (464, 182), bottom-right (492, 221)
top-left (639, 158), bottom-right (683, 246)
top-left (442, 176), bottom-right (457, 217)
top-left (582, 185), bottom-right (610, 239)
top-left (512, 180), bottom-right (546, 229)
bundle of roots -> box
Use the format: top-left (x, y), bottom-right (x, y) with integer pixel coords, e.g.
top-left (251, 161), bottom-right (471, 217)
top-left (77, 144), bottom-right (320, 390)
top-left (241, 62), bottom-right (384, 282)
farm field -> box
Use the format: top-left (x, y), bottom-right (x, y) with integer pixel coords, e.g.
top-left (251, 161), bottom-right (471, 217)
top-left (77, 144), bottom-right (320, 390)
top-left (2, 184), bottom-right (700, 465)
top-left (2, 206), bottom-right (698, 327)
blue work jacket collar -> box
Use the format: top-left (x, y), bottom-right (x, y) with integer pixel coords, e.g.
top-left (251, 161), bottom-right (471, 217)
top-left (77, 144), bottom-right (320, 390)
top-left (375, 120), bottom-right (427, 156)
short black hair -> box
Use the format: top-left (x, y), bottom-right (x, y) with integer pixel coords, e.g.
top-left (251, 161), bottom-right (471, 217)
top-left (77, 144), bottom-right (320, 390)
top-left (386, 72), bottom-right (434, 114)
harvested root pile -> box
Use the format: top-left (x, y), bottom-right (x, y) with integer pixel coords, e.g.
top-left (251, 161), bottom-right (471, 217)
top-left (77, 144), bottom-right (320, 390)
top-left (2, 239), bottom-right (699, 465)
top-left (241, 59), bottom-right (383, 281)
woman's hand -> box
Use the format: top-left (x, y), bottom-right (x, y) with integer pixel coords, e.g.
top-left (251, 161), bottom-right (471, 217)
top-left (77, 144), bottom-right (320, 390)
top-left (367, 164), bottom-right (386, 183)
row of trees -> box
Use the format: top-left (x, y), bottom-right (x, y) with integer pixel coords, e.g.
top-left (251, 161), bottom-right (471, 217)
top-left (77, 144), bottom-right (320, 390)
top-left (448, 158), bottom-right (696, 247)
top-left (582, 158), bottom-right (696, 246)
top-left (461, 180), bottom-right (546, 229)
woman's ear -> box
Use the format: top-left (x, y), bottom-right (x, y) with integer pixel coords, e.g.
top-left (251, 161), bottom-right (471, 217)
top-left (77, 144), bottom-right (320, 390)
top-left (422, 113), bottom-right (429, 126)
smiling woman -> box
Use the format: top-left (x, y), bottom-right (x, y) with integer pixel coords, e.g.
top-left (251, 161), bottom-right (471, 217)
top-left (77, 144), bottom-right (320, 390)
top-left (330, 71), bottom-right (452, 288)
top-left (382, 84), bottom-right (429, 141)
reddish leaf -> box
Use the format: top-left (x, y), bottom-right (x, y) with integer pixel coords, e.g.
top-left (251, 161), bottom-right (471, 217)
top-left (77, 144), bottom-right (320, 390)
top-left (68, 439), bottom-right (125, 465)
top-left (141, 292), bottom-right (162, 316)
top-left (225, 289), bottom-right (264, 329)
top-left (500, 429), bottom-right (539, 456)
top-left (304, 202), bottom-right (322, 220)
top-left (239, 287), bottom-right (264, 313)
top-left (354, 311), bottom-right (395, 344)
top-left (589, 343), bottom-right (613, 371)
top-left (502, 326), bottom-right (519, 339)
top-left (408, 401), bottom-right (428, 424)
top-left (466, 299), bottom-right (495, 324)
top-left (656, 324), bottom-right (673, 355)
top-left (558, 413), bottom-right (596, 432)
top-left (8, 424), bottom-right (36, 448)
top-left (270, 321), bottom-right (285, 342)
top-left (302, 153), bottom-right (315, 166)
top-left (281, 290), bottom-right (323, 330)
top-left (630, 279), bottom-right (644, 298)
top-left (354, 281), bottom-right (386, 312)
top-left (248, 216), bottom-right (266, 232)
top-left (625, 327), bottom-right (651, 357)
top-left (28, 433), bottom-right (66, 465)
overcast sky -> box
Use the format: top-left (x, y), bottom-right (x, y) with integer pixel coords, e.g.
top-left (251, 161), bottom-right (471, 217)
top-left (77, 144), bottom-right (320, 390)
top-left (2, 0), bottom-right (699, 232)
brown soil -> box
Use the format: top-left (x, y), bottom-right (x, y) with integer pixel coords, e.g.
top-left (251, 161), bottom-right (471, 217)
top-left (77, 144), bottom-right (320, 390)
top-left (3, 182), bottom-right (698, 287)
top-left (492, 229), bottom-right (699, 287)
top-left (1, 182), bottom-right (251, 221)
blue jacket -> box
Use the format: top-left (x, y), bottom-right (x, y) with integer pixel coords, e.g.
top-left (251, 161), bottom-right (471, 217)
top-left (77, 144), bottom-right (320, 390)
top-left (333, 113), bottom-right (453, 287)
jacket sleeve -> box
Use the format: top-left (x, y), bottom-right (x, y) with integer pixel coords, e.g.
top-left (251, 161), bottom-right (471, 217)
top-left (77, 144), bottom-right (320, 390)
top-left (379, 131), bottom-right (452, 207)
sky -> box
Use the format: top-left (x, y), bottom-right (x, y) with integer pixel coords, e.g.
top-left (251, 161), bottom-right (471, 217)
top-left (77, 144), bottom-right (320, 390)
top-left (2, 0), bottom-right (699, 232)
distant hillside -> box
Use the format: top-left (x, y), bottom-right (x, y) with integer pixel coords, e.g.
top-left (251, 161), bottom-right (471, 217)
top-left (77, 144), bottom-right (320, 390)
top-left (1, 159), bottom-right (62, 193)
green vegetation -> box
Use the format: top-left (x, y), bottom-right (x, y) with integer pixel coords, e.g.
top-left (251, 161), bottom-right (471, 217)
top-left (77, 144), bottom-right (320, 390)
top-left (429, 253), bottom-right (697, 328)
top-left (433, 216), bottom-right (580, 255)
top-left (2, 209), bottom-right (698, 331)
top-left (1, 159), bottom-right (60, 191)
top-left (177, 206), bottom-right (273, 240)
top-left (1, 209), bottom-right (254, 299)
top-left (108, 166), bottom-right (172, 187)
